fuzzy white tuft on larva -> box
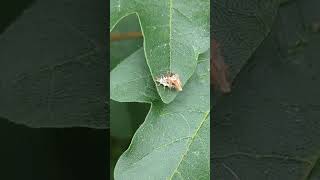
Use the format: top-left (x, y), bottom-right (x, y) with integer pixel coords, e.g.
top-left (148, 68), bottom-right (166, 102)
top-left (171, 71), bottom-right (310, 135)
top-left (155, 72), bottom-right (182, 91)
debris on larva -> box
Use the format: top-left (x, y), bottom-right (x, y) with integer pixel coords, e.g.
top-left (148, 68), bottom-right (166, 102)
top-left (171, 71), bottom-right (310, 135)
top-left (155, 72), bottom-right (182, 91)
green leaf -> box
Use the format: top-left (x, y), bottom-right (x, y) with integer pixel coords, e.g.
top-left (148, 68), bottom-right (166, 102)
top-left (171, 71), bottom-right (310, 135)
top-left (110, 14), bottom-right (143, 70)
top-left (110, 0), bottom-right (210, 103)
top-left (110, 100), bottom-right (133, 139)
top-left (212, 0), bottom-right (279, 80)
top-left (0, 0), bottom-right (108, 128)
top-left (111, 48), bottom-right (159, 103)
top-left (212, 0), bottom-right (320, 179)
top-left (111, 50), bottom-right (210, 179)
top-left (308, 159), bottom-right (320, 180)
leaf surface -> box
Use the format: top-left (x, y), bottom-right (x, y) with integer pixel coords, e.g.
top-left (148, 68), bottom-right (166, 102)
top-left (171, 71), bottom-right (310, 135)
top-left (111, 0), bottom-right (210, 103)
top-left (212, 0), bottom-right (279, 80)
top-left (111, 49), bottom-right (210, 179)
top-left (0, 0), bottom-right (108, 128)
top-left (110, 14), bottom-right (143, 70)
top-left (212, 0), bottom-right (320, 179)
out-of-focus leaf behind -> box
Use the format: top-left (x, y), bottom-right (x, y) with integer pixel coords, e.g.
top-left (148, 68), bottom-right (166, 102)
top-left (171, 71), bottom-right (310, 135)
top-left (212, 0), bottom-right (320, 179)
top-left (0, 0), bottom-right (108, 128)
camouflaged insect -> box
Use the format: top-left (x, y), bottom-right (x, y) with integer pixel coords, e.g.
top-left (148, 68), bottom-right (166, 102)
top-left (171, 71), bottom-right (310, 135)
top-left (155, 72), bottom-right (182, 91)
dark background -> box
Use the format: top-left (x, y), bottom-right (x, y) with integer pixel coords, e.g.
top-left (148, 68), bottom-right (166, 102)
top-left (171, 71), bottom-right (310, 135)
top-left (0, 0), bottom-right (108, 179)
top-left (0, 118), bottom-right (108, 180)
top-left (211, 0), bottom-right (320, 179)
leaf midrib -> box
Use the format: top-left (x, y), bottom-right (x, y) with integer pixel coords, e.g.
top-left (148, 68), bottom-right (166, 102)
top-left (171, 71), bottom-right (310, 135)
top-left (169, 0), bottom-right (173, 72)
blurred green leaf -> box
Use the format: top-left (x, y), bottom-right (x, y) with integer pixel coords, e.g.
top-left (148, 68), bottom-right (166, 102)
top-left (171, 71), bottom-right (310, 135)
top-left (0, 0), bottom-right (107, 128)
top-left (110, 14), bottom-right (143, 70)
top-left (110, 100), bottom-right (133, 139)
top-left (308, 160), bottom-right (320, 180)
top-left (212, 0), bottom-right (279, 80)
top-left (212, 0), bottom-right (320, 179)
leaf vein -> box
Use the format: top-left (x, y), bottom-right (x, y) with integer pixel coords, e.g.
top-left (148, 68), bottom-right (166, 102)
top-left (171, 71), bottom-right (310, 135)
top-left (168, 110), bottom-right (210, 179)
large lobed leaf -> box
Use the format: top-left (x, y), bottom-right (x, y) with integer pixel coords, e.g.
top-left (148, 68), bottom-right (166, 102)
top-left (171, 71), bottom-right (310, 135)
top-left (212, 0), bottom-right (279, 80)
top-left (212, 0), bottom-right (320, 179)
top-left (111, 50), bottom-right (210, 179)
top-left (110, 0), bottom-right (210, 103)
top-left (0, 0), bottom-right (108, 128)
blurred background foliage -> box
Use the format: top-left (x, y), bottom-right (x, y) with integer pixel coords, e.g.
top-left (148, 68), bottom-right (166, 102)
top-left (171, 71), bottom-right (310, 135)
top-left (212, 0), bottom-right (320, 179)
top-left (1, 1), bottom-right (107, 179)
